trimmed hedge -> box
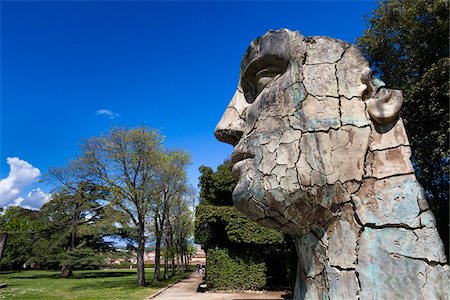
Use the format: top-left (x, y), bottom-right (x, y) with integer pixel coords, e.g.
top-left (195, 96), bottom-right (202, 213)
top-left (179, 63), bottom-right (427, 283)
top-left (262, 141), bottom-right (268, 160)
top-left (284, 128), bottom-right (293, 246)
top-left (195, 205), bottom-right (284, 249)
top-left (195, 205), bottom-right (296, 290)
top-left (206, 248), bottom-right (266, 290)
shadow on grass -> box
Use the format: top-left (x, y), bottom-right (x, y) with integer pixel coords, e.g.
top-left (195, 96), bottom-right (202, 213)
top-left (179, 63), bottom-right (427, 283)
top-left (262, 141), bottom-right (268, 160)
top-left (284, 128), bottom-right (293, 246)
top-left (4, 270), bottom-right (136, 280)
top-left (6, 272), bottom-right (61, 280)
top-left (0, 271), bottom-right (17, 275)
top-left (73, 271), bottom-right (136, 279)
top-left (66, 271), bottom-right (192, 291)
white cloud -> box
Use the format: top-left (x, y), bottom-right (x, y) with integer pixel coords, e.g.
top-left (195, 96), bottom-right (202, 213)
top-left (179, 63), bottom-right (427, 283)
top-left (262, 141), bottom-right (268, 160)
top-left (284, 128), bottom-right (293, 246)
top-left (96, 109), bottom-right (120, 119)
top-left (17, 188), bottom-right (51, 210)
top-left (0, 157), bottom-right (41, 206)
top-left (0, 157), bottom-right (51, 210)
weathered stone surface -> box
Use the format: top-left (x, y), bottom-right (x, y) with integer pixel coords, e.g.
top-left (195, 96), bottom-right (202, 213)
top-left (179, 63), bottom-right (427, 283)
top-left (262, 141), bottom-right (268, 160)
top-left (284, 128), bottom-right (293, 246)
top-left (312, 182), bottom-right (350, 207)
top-left (340, 96), bottom-right (370, 127)
top-left (358, 248), bottom-right (431, 299)
top-left (326, 267), bottom-right (359, 300)
top-left (421, 264), bottom-right (450, 300)
top-left (357, 227), bottom-right (448, 299)
top-left (364, 146), bottom-right (415, 179)
top-left (362, 227), bottom-right (446, 263)
top-left (296, 154), bottom-right (312, 186)
top-left (327, 204), bottom-right (359, 268)
top-left (370, 117), bottom-right (410, 151)
top-left (279, 168), bottom-right (300, 193)
top-left (297, 95), bottom-right (340, 131)
top-left (299, 132), bottom-right (334, 178)
top-left (295, 233), bottom-right (325, 278)
top-left (303, 64), bottom-right (338, 97)
top-left (354, 175), bottom-right (423, 228)
top-left (258, 146), bottom-right (277, 175)
top-left (336, 45), bottom-right (369, 99)
top-left (229, 85), bottom-right (249, 117)
top-left (343, 180), bottom-right (361, 194)
top-left (279, 82), bottom-right (306, 115)
top-left (420, 210), bottom-right (437, 228)
top-left (331, 126), bottom-right (370, 183)
top-left (305, 36), bottom-right (349, 65)
top-left (280, 130), bottom-right (302, 144)
top-left (276, 141), bottom-right (299, 168)
top-left (297, 126), bottom-right (370, 186)
top-left (214, 28), bottom-right (448, 300)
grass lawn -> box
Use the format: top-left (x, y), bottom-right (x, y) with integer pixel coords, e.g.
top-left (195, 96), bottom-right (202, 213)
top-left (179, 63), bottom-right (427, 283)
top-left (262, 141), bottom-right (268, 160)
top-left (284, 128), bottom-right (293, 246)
top-left (0, 268), bottom-right (191, 300)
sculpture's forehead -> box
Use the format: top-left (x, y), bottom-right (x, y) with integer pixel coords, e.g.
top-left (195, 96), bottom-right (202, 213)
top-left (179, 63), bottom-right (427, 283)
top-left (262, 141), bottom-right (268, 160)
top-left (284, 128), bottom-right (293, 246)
top-left (240, 30), bottom-right (292, 75)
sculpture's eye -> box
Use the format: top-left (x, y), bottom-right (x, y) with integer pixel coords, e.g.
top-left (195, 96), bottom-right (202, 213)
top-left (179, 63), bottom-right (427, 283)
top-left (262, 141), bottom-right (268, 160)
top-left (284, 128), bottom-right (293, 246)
top-left (242, 56), bottom-right (288, 103)
top-left (254, 67), bottom-right (282, 96)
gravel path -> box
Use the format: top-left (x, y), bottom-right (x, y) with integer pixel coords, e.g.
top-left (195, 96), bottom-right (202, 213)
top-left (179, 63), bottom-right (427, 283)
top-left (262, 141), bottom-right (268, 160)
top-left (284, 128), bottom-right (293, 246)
top-left (148, 271), bottom-right (288, 300)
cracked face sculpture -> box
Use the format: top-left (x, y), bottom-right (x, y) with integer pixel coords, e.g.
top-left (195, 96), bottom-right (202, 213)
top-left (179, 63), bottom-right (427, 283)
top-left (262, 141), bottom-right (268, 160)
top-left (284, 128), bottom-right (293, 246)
top-left (215, 29), bottom-right (404, 236)
top-left (215, 29), bottom-right (448, 299)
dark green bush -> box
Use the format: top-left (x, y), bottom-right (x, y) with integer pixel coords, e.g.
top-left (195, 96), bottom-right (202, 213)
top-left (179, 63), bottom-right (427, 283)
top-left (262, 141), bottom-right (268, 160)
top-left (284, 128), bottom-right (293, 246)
top-left (195, 205), bottom-right (284, 249)
top-left (195, 205), bottom-right (296, 290)
top-left (206, 248), bottom-right (266, 290)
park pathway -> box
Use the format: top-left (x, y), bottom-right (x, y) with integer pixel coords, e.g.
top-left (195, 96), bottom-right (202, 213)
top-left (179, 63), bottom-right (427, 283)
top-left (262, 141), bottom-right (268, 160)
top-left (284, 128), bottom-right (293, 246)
top-left (148, 271), bottom-right (288, 300)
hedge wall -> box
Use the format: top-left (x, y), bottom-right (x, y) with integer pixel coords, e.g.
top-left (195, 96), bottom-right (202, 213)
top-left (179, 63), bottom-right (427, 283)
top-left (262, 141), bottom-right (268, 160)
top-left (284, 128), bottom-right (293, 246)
top-left (195, 205), bottom-right (284, 249)
top-left (195, 205), bottom-right (296, 290)
top-left (206, 248), bottom-right (266, 290)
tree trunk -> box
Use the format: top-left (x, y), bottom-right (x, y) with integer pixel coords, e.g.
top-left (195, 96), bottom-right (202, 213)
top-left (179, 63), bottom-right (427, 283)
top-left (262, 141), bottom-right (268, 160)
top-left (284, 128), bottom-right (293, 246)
top-left (182, 241), bottom-right (188, 271)
top-left (185, 253), bottom-right (189, 271)
top-left (180, 251), bottom-right (184, 272)
top-left (168, 231), bottom-right (175, 276)
top-left (164, 239), bottom-right (169, 280)
top-left (0, 233), bottom-right (8, 271)
top-left (60, 265), bottom-right (73, 278)
top-left (171, 250), bottom-right (176, 276)
top-left (136, 221), bottom-right (146, 287)
top-left (177, 254), bottom-right (181, 274)
top-left (154, 233), bottom-right (162, 281)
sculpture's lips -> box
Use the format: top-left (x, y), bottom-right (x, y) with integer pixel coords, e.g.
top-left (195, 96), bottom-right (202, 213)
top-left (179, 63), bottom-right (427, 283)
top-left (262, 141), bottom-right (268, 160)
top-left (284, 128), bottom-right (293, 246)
top-left (231, 151), bottom-right (254, 179)
top-left (231, 151), bottom-right (254, 164)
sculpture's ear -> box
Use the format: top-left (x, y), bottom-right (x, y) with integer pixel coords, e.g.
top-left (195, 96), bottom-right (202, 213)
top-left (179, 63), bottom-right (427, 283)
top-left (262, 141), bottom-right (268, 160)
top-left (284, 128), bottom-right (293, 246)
top-left (360, 67), bottom-right (403, 125)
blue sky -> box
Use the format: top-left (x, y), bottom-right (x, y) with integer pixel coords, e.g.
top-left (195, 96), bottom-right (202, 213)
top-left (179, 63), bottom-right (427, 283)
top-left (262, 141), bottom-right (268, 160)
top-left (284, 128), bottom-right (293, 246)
top-left (1, 1), bottom-right (376, 209)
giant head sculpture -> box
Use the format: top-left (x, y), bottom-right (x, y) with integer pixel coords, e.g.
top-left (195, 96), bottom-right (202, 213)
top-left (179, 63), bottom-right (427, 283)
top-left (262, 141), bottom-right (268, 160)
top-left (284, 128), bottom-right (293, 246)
top-left (215, 29), bottom-right (405, 236)
top-left (215, 29), bottom-right (448, 299)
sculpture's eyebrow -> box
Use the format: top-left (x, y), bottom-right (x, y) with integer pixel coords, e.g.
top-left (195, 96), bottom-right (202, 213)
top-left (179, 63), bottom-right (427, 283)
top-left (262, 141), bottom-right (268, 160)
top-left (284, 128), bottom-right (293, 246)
top-left (240, 30), bottom-right (291, 75)
top-left (242, 55), bottom-right (288, 81)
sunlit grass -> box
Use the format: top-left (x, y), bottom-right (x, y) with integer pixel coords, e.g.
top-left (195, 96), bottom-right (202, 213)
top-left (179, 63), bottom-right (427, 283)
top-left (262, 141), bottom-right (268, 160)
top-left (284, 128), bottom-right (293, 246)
top-left (0, 268), bottom-right (190, 299)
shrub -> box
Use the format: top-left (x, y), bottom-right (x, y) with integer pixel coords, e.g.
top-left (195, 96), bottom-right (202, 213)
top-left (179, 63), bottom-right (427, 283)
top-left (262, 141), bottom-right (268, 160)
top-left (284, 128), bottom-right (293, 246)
top-left (206, 248), bottom-right (266, 290)
top-left (195, 205), bottom-right (284, 249)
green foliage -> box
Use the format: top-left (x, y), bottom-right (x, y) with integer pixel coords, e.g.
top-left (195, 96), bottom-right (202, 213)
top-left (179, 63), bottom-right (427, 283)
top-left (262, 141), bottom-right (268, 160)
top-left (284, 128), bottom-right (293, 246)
top-left (0, 206), bottom-right (45, 270)
top-left (67, 126), bottom-right (192, 285)
top-left (36, 185), bottom-right (118, 273)
top-left (357, 0), bottom-right (449, 253)
top-left (358, 0), bottom-right (448, 87)
top-left (198, 159), bottom-right (236, 206)
top-left (195, 205), bottom-right (284, 249)
top-left (206, 248), bottom-right (266, 290)
top-left (58, 248), bottom-right (104, 270)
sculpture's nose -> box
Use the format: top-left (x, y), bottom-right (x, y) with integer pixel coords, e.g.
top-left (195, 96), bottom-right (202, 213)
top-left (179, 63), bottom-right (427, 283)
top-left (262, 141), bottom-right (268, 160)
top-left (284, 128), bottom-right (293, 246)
top-left (214, 84), bottom-right (249, 146)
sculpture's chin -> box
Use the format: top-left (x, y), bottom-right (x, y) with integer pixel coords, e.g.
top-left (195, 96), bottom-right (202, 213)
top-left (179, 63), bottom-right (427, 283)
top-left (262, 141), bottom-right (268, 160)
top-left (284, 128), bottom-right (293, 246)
top-left (232, 178), bottom-right (338, 237)
top-left (232, 176), bottom-right (253, 215)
